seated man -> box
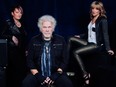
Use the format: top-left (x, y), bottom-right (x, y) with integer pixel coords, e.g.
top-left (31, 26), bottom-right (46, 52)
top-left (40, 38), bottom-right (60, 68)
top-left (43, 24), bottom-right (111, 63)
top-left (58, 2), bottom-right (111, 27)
top-left (22, 15), bottom-right (73, 87)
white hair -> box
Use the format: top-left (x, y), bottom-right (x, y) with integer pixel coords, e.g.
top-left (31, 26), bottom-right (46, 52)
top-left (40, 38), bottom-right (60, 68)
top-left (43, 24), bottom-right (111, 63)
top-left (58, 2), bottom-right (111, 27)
top-left (37, 15), bottom-right (57, 31)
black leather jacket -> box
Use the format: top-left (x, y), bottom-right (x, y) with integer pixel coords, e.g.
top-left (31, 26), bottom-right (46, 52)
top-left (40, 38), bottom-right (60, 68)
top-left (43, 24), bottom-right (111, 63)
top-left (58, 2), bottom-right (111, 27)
top-left (1, 19), bottom-right (26, 49)
top-left (80, 16), bottom-right (111, 51)
top-left (27, 34), bottom-right (68, 73)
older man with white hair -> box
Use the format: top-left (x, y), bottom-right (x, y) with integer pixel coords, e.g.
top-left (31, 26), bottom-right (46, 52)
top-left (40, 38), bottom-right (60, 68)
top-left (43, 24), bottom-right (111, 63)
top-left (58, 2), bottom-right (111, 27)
top-left (22, 15), bottom-right (73, 87)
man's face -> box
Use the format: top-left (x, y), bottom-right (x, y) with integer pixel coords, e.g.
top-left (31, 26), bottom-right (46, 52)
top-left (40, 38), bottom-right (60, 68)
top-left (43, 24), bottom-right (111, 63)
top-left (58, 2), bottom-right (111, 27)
top-left (41, 21), bottom-right (54, 40)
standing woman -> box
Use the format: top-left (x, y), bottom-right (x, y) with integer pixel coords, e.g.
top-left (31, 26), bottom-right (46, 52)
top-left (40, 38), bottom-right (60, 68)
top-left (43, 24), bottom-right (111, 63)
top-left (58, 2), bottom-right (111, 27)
top-left (68, 0), bottom-right (114, 86)
top-left (1, 5), bottom-right (27, 87)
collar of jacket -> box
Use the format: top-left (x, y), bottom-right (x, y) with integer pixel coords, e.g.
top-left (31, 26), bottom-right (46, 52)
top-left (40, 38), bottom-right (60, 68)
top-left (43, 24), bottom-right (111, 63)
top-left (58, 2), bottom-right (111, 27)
top-left (38, 33), bottom-right (56, 43)
top-left (96, 16), bottom-right (107, 24)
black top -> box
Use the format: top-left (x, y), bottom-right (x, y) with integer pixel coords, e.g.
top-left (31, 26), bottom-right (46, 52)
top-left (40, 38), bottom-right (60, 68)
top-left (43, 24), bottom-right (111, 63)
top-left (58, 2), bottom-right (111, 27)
top-left (1, 19), bottom-right (27, 51)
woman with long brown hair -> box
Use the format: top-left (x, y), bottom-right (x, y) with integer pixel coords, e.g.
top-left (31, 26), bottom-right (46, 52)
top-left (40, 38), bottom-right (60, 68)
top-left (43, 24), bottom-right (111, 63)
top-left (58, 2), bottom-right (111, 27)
top-left (68, 0), bottom-right (114, 86)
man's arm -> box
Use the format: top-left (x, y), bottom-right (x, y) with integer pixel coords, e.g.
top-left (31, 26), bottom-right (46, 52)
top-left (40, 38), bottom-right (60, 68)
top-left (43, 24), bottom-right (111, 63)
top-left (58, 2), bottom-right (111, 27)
top-left (60, 37), bottom-right (69, 71)
top-left (27, 38), bottom-right (36, 69)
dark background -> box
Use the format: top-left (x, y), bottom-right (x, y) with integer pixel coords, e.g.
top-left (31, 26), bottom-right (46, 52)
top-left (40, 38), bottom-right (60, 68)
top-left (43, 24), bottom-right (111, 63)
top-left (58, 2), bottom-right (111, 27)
top-left (0, 0), bottom-right (116, 50)
top-left (0, 0), bottom-right (116, 87)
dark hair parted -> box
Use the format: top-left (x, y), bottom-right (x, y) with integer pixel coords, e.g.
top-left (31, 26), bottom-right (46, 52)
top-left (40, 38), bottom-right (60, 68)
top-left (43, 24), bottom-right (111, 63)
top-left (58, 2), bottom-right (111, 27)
top-left (11, 4), bottom-right (23, 14)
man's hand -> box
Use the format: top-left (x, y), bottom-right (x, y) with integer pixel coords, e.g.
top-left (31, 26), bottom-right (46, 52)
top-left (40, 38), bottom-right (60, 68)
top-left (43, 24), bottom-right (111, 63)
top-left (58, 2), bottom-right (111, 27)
top-left (34, 73), bottom-right (46, 84)
top-left (31, 69), bottom-right (46, 84)
top-left (57, 68), bottom-right (63, 72)
top-left (50, 68), bottom-right (63, 82)
top-left (41, 77), bottom-right (54, 85)
top-left (30, 69), bottom-right (38, 75)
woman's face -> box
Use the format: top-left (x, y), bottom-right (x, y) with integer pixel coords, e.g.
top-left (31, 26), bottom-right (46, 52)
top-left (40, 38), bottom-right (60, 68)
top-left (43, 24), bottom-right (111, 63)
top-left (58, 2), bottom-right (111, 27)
top-left (11, 8), bottom-right (23, 20)
top-left (91, 7), bottom-right (100, 17)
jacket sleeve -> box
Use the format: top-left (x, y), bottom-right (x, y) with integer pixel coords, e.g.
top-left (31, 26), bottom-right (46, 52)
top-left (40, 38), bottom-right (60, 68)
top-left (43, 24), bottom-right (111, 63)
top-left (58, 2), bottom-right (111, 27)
top-left (59, 38), bottom-right (69, 71)
top-left (27, 38), bottom-right (36, 69)
top-left (1, 25), bottom-right (13, 41)
top-left (101, 18), bottom-right (111, 51)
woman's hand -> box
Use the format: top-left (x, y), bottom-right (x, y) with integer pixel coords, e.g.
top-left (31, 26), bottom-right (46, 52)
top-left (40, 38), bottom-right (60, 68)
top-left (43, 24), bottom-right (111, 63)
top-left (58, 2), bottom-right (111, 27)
top-left (108, 50), bottom-right (114, 55)
top-left (74, 35), bottom-right (80, 38)
top-left (12, 36), bottom-right (18, 46)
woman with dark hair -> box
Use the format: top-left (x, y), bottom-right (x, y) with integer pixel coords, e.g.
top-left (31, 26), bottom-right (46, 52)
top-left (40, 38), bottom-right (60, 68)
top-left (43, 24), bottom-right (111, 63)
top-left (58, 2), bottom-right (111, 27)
top-left (68, 0), bottom-right (114, 86)
top-left (1, 5), bottom-right (27, 87)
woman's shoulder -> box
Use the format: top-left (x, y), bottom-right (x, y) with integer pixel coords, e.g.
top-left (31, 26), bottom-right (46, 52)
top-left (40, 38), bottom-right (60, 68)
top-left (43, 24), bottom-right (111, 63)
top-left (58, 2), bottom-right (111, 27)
top-left (98, 16), bottom-right (107, 21)
top-left (96, 16), bottom-right (107, 24)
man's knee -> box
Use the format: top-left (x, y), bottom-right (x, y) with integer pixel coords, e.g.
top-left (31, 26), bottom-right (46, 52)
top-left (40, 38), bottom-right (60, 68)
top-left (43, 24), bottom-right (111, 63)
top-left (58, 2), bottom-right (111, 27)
top-left (55, 75), bottom-right (73, 87)
top-left (22, 74), bottom-right (37, 87)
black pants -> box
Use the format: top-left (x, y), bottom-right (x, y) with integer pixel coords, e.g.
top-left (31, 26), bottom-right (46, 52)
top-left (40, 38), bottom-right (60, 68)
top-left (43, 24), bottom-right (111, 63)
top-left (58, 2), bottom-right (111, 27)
top-left (69, 37), bottom-right (113, 87)
top-left (0, 67), bottom-right (6, 87)
top-left (6, 48), bottom-right (27, 87)
top-left (68, 37), bottom-right (101, 75)
top-left (22, 73), bottom-right (73, 87)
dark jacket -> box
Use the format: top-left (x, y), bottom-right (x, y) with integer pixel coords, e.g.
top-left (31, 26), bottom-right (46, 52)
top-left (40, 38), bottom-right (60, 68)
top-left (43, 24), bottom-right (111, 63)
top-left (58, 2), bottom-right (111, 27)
top-left (1, 19), bottom-right (26, 49)
top-left (80, 16), bottom-right (111, 51)
top-left (27, 34), bottom-right (68, 73)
